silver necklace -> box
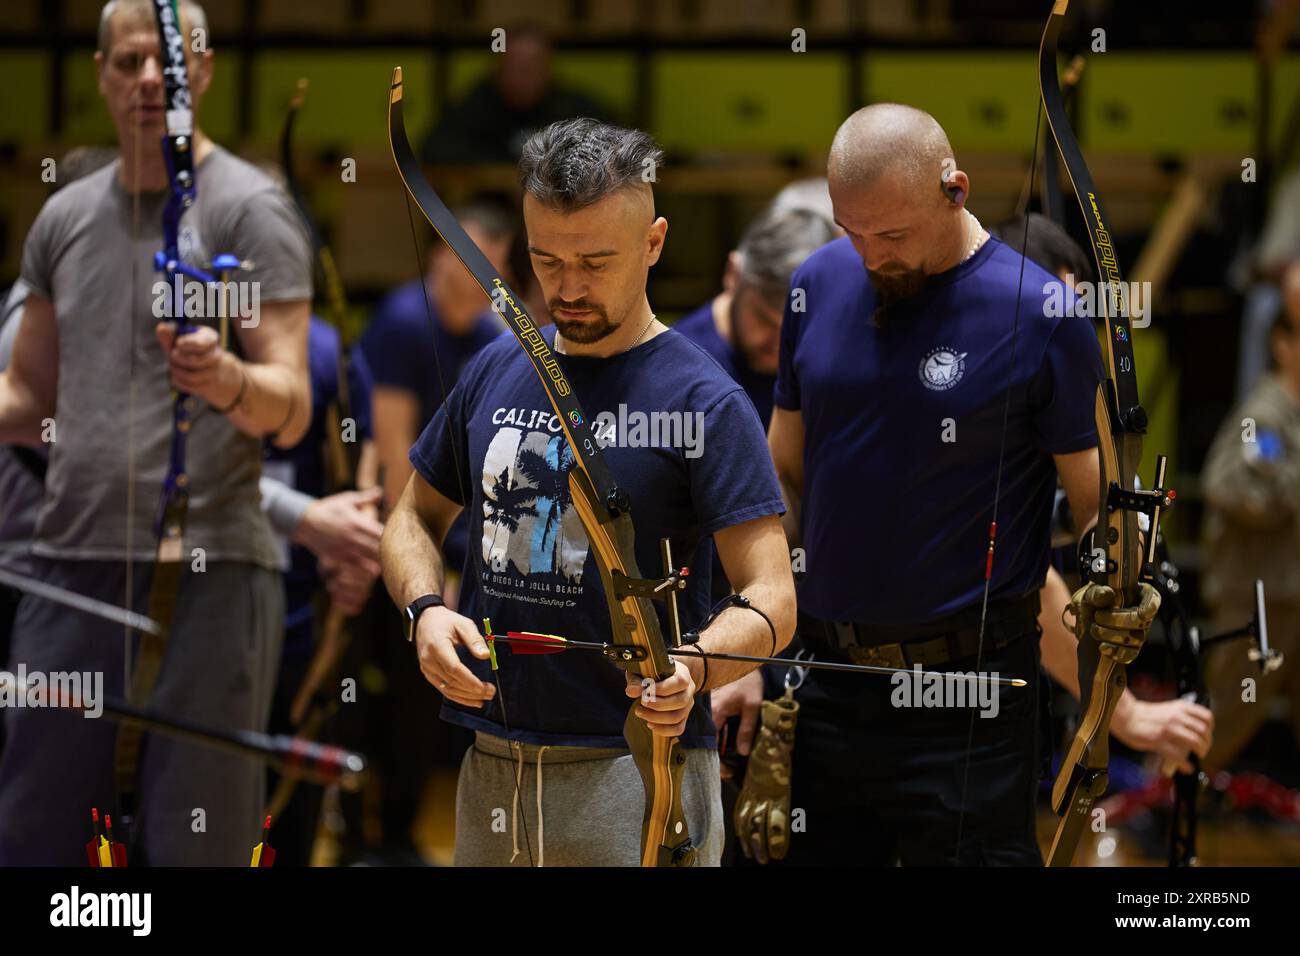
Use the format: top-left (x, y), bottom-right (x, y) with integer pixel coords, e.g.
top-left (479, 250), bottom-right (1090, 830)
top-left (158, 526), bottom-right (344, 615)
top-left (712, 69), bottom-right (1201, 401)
top-left (626, 312), bottom-right (657, 352)
top-left (555, 312), bottom-right (657, 355)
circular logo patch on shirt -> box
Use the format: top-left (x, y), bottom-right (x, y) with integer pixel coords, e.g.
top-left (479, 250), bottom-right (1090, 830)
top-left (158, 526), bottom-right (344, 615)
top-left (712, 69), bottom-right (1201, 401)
top-left (919, 347), bottom-right (967, 391)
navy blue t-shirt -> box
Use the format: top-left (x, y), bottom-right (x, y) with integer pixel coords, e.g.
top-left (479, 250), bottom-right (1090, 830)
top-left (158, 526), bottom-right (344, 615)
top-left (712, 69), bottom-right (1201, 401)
top-left (410, 326), bottom-right (785, 748)
top-left (672, 302), bottom-right (777, 428)
top-left (358, 280), bottom-right (503, 427)
top-left (359, 279), bottom-right (503, 569)
top-left (264, 316), bottom-right (375, 653)
top-left (775, 236), bottom-right (1101, 625)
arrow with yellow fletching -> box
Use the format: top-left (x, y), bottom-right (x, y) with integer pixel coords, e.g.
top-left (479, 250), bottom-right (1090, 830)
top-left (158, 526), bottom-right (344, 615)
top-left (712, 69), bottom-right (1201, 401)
top-left (249, 815), bottom-right (276, 867)
top-left (85, 808), bottom-right (127, 867)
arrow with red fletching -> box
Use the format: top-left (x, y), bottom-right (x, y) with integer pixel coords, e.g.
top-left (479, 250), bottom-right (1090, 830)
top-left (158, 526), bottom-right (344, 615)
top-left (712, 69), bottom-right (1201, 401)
top-left (482, 625), bottom-right (1025, 687)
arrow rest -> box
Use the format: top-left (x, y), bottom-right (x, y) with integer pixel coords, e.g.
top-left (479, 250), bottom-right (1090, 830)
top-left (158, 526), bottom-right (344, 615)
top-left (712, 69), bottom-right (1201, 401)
top-left (1088, 455), bottom-right (1175, 585)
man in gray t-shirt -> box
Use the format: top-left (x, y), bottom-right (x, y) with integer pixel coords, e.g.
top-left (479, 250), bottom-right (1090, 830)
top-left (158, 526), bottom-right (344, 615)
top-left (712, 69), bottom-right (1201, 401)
top-left (0, 1), bottom-right (312, 865)
top-left (0, 280), bottom-right (43, 577)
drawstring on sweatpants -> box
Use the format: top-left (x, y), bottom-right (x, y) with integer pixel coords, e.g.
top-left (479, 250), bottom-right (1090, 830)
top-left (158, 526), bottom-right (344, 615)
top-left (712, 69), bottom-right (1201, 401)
top-left (534, 745), bottom-right (548, 866)
top-left (508, 742), bottom-right (524, 864)
top-left (507, 741), bottom-right (551, 866)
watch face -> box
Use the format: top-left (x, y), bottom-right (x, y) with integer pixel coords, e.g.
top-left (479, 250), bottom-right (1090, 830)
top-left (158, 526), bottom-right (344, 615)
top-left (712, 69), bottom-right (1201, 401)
top-left (405, 596), bottom-right (440, 642)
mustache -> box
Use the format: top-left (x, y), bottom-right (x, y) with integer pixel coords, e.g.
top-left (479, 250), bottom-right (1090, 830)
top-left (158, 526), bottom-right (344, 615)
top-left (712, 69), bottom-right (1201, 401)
top-left (549, 299), bottom-right (598, 311)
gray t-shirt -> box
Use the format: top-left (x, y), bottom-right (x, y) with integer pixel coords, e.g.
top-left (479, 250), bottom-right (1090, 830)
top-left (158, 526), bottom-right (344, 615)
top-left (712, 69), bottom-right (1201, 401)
top-left (20, 146), bottom-right (311, 568)
top-left (0, 280), bottom-right (44, 575)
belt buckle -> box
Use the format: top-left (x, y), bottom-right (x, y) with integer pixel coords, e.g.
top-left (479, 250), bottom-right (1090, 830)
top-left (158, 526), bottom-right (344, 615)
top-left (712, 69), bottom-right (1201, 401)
top-left (849, 643), bottom-right (906, 669)
top-left (909, 636), bottom-right (951, 666)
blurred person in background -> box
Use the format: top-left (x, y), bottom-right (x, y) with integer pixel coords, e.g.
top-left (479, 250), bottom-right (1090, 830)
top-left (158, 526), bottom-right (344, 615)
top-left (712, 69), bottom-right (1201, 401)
top-left (421, 24), bottom-right (611, 165)
top-left (1235, 167), bottom-right (1300, 400)
top-left (673, 202), bottom-right (836, 757)
top-left (674, 204), bottom-right (839, 430)
top-left (0, 0), bottom-right (312, 865)
top-left (993, 212), bottom-right (1213, 780)
top-left (0, 146), bottom-right (116, 762)
top-left (344, 202), bottom-right (514, 865)
top-left (674, 199), bottom-right (836, 864)
top-left (259, 312), bottom-right (381, 865)
top-left (769, 177), bottom-right (838, 228)
top-left (360, 202), bottom-right (515, 536)
top-left (1200, 260), bottom-right (1300, 770)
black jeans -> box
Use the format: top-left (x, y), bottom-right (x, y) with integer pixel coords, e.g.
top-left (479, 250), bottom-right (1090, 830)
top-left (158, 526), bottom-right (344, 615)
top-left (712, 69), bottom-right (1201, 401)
top-left (779, 618), bottom-right (1044, 866)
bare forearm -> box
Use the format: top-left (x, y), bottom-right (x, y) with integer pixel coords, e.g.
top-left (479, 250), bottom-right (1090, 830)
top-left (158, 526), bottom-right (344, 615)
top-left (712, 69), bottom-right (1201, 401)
top-left (691, 577), bottom-right (795, 692)
top-left (768, 409), bottom-right (804, 544)
top-left (778, 475), bottom-right (802, 546)
top-left (381, 498), bottom-right (446, 609)
top-left (221, 354), bottom-right (311, 447)
top-left (382, 457), bottom-right (414, 516)
top-left (1039, 608), bottom-right (1080, 698)
top-left (356, 441), bottom-right (380, 493)
top-left (1039, 568), bottom-right (1080, 697)
top-left (0, 373), bottom-right (49, 445)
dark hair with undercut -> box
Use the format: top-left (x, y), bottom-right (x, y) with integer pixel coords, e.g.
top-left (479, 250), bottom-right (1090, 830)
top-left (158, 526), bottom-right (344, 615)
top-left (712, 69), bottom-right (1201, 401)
top-left (517, 118), bottom-right (665, 213)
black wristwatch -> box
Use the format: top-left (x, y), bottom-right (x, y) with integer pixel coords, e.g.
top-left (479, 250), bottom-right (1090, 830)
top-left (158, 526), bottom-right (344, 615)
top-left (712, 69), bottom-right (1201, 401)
top-left (404, 594), bottom-right (445, 643)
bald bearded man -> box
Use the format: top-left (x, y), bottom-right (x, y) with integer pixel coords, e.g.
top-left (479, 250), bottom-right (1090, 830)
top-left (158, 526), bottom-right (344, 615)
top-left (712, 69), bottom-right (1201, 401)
top-left (765, 104), bottom-right (1156, 865)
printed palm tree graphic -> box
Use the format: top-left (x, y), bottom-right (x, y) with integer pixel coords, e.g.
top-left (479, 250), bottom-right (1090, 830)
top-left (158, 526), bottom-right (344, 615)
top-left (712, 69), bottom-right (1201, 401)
top-left (484, 464), bottom-right (539, 572)
top-left (515, 439), bottom-right (576, 575)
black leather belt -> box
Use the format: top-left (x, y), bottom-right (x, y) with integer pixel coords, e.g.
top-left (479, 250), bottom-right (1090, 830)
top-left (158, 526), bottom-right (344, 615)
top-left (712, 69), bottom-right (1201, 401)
top-left (802, 593), bottom-right (1042, 669)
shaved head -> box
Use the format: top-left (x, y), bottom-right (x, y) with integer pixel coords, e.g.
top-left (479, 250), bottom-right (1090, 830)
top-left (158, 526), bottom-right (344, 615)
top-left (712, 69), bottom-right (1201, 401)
top-left (824, 103), bottom-right (981, 324)
top-left (827, 103), bottom-right (954, 194)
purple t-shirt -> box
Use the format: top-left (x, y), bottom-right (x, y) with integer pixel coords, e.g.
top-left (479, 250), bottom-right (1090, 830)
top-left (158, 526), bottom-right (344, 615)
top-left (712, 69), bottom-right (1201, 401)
top-left (410, 326), bottom-right (784, 747)
top-left (775, 236), bottom-right (1101, 625)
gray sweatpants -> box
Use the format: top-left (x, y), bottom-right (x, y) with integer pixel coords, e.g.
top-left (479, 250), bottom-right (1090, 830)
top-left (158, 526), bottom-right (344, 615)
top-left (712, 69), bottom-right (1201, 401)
top-left (0, 558), bottom-right (282, 865)
top-left (454, 731), bottom-right (724, 866)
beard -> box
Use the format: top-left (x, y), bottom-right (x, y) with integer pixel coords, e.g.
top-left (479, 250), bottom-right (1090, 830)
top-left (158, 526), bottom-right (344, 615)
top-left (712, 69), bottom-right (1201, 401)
top-left (867, 265), bottom-right (927, 328)
top-left (727, 297), bottom-right (778, 375)
top-left (548, 298), bottom-right (614, 344)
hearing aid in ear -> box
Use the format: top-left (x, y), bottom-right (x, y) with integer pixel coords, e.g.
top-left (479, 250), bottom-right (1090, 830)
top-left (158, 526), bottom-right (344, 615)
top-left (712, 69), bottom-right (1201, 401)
top-left (941, 168), bottom-right (966, 205)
